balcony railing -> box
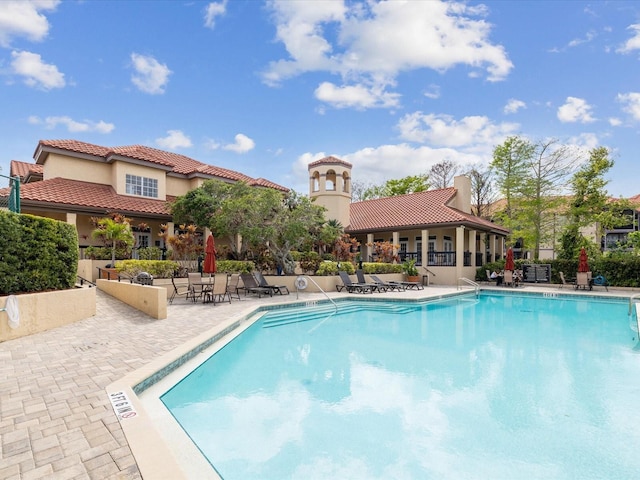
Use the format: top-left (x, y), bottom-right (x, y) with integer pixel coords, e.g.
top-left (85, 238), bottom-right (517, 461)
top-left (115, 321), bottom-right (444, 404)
top-left (371, 250), bottom-right (482, 267)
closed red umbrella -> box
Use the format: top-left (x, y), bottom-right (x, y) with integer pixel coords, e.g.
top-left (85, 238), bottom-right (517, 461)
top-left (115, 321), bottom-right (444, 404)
top-left (203, 234), bottom-right (217, 274)
top-left (578, 247), bottom-right (590, 273)
top-left (505, 247), bottom-right (515, 271)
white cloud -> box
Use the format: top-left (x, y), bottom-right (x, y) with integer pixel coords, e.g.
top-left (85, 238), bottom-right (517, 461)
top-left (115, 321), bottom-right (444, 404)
top-left (608, 117), bottom-right (622, 127)
top-left (130, 53), bottom-right (172, 94)
top-left (29, 115), bottom-right (114, 133)
top-left (0, 0), bottom-right (59, 48)
top-left (504, 98), bottom-right (526, 114)
top-left (223, 133), bottom-right (255, 153)
top-left (314, 81), bottom-right (400, 109)
top-left (617, 92), bottom-right (640, 121)
top-left (204, 1), bottom-right (227, 29)
top-left (423, 84), bottom-right (441, 100)
top-left (396, 112), bottom-right (519, 150)
top-left (156, 130), bottom-right (192, 150)
top-left (10, 50), bottom-right (65, 90)
top-left (617, 24), bottom-right (640, 53)
top-left (263, 0), bottom-right (512, 109)
top-left (557, 97), bottom-right (595, 123)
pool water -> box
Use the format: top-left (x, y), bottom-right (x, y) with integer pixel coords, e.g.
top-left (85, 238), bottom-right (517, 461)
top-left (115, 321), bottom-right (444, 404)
top-left (160, 293), bottom-right (640, 479)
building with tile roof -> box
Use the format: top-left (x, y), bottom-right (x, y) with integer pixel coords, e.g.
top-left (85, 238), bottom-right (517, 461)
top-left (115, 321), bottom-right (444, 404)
top-left (309, 157), bottom-right (510, 284)
top-left (4, 139), bottom-right (287, 261)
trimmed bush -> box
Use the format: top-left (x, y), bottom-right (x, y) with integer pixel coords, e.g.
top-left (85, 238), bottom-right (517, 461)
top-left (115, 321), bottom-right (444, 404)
top-left (0, 212), bottom-right (78, 294)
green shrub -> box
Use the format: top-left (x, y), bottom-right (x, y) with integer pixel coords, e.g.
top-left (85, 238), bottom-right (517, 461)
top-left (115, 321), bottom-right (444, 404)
top-left (217, 260), bottom-right (254, 274)
top-left (316, 261), bottom-right (357, 276)
top-left (115, 260), bottom-right (179, 279)
top-left (0, 212), bottom-right (78, 294)
top-left (137, 246), bottom-right (163, 260)
top-left (298, 251), bottom-right (322, 274)
top-left (361, 262), bottom-right (402, 274)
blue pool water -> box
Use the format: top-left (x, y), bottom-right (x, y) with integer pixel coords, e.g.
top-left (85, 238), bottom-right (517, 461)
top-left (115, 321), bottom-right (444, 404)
top-left (161, 293), bottom-right (640, 479)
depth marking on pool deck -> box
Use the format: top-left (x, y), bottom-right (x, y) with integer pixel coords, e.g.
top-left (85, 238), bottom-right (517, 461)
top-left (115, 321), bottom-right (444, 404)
top-left (109, 390), bottom-right (138, 420)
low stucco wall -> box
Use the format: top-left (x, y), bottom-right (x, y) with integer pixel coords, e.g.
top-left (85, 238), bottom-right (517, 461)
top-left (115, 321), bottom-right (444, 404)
top-left (0, 286), bottom-right (96, 342)
top-left (97, 279), bottom-right (167, 320)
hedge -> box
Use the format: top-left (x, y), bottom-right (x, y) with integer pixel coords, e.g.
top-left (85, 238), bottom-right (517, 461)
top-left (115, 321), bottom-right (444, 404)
top-left (0, 212), bottom-right (78, 294)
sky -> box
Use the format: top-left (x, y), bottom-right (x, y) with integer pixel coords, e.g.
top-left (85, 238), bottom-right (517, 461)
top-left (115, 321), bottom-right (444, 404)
top-left (2, 0), bottom-right (640, 198)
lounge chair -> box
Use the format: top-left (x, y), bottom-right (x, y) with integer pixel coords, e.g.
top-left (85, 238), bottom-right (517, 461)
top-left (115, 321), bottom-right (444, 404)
top-left (370, 274), bottom-right (406, 292)
top-left (356, 269), bottom-right (386, 292)
top-left (254, 271), bottom-right (290, 295)
top-left (239, 273), bottom-right (273, 298)
top-left (169, 275), bottom-right (190, 304)
top-left (336, 271), bottom-right (374, 294)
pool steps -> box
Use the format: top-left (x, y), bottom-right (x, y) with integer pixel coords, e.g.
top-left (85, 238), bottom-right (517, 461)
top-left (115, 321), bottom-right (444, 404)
top-left (262, 302), bottom-right (417, 328)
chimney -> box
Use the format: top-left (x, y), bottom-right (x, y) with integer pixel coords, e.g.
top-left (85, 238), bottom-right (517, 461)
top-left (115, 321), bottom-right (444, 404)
top-left (453, 175), bottom-right (471, 214)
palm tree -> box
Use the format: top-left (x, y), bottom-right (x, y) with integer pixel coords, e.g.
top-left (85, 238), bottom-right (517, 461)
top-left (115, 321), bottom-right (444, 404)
top-left (92, 217), bottom-right (135, 265)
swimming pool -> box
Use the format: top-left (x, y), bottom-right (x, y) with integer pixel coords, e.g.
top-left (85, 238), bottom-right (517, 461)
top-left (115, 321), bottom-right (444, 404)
top-left (159, 292), bottom-right (640, 479)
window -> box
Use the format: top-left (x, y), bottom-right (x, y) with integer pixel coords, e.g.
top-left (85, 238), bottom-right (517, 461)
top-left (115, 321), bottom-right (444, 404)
top-left (126, 174), bottom-right (158, 198)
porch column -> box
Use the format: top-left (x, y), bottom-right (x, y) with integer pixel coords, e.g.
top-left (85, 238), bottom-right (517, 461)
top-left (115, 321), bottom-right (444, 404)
top-left (421, 229), bottom-right (428, 268)
top-left (456, 225), bottom-right (465, 281)
top-left (469, 229), bottom-right (477, 267)
top-left (392, 231), bottom-right (399, 262)
top-left (366, 233), bottom-right (374, 262)
top-left (490, 234), bottom-right (496, 262)
top-left (479, 233), bottom-right (487, 266)
top-left (65, 212), bottom-right (77, 227)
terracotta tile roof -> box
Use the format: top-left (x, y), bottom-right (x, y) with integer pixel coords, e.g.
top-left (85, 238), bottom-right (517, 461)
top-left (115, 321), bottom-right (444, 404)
top-left (12, 177), bottom-right (173, 217)
top-left (10, 160), bottom-right (43, 181)
top-left (308, 156), bottom-right (352, 169)
top-left (348, 188), bottom-right (509, 234)
top-left (35, 139), bottom-right (288, 190)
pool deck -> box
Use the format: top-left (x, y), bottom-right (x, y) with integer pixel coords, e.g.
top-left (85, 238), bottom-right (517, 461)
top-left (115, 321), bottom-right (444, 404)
top-left (0, 282), bottom-right (636, 479)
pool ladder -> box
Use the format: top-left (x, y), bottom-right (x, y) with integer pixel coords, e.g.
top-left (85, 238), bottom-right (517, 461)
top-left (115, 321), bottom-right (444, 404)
top-left (628, 294), bottom-right (640, 334)
top-left (458, 277), bottom-right (479, 297)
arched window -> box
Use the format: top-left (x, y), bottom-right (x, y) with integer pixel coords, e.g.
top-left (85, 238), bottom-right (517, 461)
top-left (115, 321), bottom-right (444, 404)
top-left (326, 169), bottom-right (336, 191)
top-left (342, 171), bottom-right (350, 193)
top-left (311, 171), bottom-right (320, 192)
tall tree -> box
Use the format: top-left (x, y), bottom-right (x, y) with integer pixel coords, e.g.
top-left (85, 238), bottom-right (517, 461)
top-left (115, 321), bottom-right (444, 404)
top-left (465, 164), bottom-right (495, 218)
top-left (559, 146), bottom-right (632, 259)
top-left (360, 174), bottom-right (430, 200)
top-left (429, 159), bottom-right (459, 189)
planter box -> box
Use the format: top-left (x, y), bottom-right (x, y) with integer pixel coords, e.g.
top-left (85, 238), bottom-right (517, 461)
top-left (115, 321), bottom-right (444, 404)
top-left (1, 286), bottom-right (96, 342)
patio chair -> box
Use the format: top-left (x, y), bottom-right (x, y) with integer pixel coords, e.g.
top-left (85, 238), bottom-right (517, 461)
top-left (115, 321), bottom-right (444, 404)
top-left (336, 271), bottom-right (374, 294)
top-left (187, 272), bottom-right (211, 303)
top-left (226, 273), bottom-right (242, 300)
top-left (559, 271), bottom-right (569, 289)
top-left (370, 274), bottom-right (406, 292)
top-left (239, 273), bottom-right (273, 298)
top-left (210, 273), bottom-right (231, 304)
top-left (169, 275), bottom-right (190, 304)
top-left (574, 271), bottom-right (592, 291)
top-left (254, 271), bottom-right (290, 295)
top-left (503, 270), bottom-right (515, 287)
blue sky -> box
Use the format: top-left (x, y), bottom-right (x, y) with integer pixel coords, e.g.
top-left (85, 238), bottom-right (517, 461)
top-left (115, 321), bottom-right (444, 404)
top-left (2, 0), bottom-right (640, 198)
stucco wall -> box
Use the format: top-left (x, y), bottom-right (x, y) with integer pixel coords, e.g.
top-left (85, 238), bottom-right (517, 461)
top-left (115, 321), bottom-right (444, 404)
top-left (0, 286), bottom-right (96, 342)
top-left (97, 279), bottom-right (167, 319)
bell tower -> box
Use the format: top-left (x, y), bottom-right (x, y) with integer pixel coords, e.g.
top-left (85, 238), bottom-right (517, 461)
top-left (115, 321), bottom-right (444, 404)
top-left (308, 156), bottom-right (352, 228)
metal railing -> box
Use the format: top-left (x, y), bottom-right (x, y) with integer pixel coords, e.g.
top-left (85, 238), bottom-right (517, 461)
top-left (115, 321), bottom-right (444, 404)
top-left (458, 277), bottom-right (480, 297)
top-left (296, 275), bottom-right (338, 312)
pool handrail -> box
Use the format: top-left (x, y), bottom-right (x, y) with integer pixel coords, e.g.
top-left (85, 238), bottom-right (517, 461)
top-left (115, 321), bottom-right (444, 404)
top-left (458, 277), bottom-right (479, 297)
top-left (628, 293), bottom-right (640, 316)
top-left (296, 274), bottom-right (338, 312)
